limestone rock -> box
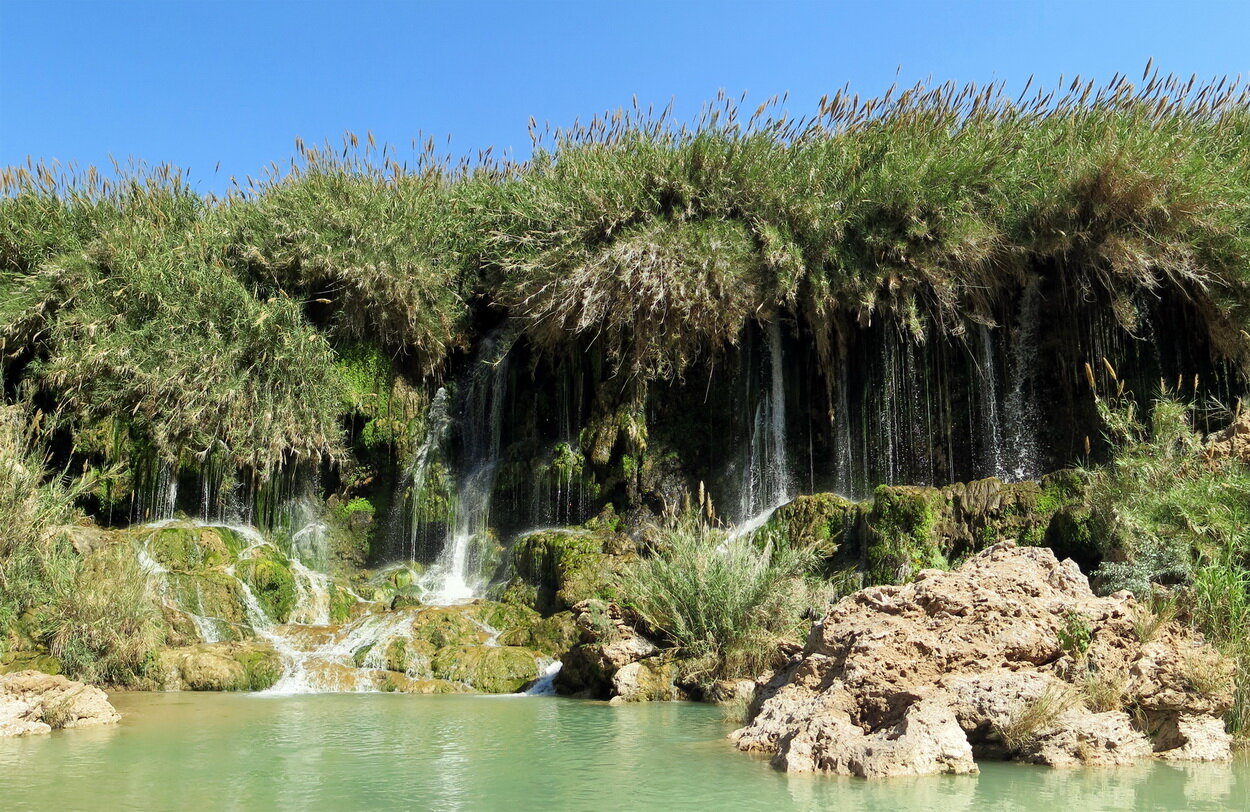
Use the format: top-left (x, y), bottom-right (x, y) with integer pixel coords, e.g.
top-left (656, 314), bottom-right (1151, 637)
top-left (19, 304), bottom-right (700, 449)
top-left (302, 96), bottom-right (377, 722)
top-left (1021, 711), bottom-right (1152, 767)
top-left (431, 644), bottom-right (543, 694)
top-left (556, 600), bottom-right (660, 698)
top-left (0, 670), bottom-right (120, 736)
top-left (0, 694), bottom-right (49, 737)
top-left (609, 654), bottom-right (687, 703)
top-left (158, 643), bottom-right (282, 691)
top-left (1153, 713), bottom-right (1233, 762)
top-left (731, 543), bottom-right (1233, 777)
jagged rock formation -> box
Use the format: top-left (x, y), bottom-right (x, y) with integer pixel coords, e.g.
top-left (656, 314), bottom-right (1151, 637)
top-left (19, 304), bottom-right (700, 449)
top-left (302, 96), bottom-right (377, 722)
top-left (555, 599), bottom-right (685, 702)
top-left (0, 671), bottom-right (120, 737)
top-left (731, 543), bottom-right (1234, 777)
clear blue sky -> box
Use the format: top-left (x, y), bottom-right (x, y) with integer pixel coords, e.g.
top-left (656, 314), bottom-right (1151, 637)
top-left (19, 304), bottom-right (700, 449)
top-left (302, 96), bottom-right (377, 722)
top-left (2, 0), bottom-right (1248, 192)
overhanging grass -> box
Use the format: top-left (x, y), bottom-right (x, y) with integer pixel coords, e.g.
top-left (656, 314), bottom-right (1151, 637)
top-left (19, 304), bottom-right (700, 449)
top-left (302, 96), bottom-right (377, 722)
top-left (1, 71), bottom-right (1248, 476)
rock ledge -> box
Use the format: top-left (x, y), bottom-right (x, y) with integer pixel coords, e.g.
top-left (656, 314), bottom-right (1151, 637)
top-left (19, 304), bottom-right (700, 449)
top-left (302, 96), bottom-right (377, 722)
top-left (1, 670), bottom-right (121, 737)
top-left (731, 543), bottom-right (1234, 777)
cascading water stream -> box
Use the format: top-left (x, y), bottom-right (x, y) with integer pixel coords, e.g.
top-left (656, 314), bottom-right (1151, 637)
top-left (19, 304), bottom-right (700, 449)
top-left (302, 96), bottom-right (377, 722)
top-left (976, 325), bottom-right (1007, 480)
top-left (731, 321), bottom-right (793, 537)
top-left (419, 329), bottom-right (513, 605)
top-left (1003, 279), bottom-right (1044, 481)
top-left (396, 386), bottom-right (452, 562)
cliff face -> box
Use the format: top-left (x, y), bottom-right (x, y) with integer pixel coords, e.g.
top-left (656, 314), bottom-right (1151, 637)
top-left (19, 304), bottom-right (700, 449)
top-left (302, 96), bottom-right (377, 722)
top-left (731, 543), bottom-right (1234, 777)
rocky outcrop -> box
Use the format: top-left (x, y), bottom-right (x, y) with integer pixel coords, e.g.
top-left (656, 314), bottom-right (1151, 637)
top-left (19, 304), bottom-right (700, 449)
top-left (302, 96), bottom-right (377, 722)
top-left (1206, 409), bottom-right (1250, 467)
top-left (158, 643), bottom-right (283, 691)
top-left (732, 543), bottom-right (1233, 777)
top-left (0, 671), bottom-right (120, 737)
top-left (764, 474), bottom-right (1089, 585)
top-left (555, 599), bottom-right (686, 701)
top-left (509, 529), bottom-right (633, 614)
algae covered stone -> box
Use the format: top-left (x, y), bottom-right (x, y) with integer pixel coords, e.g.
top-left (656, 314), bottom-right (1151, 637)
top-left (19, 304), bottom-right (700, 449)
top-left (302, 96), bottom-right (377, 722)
top-left (158, 643), bottom-right (283, 691)
top-left (431, 645), bottom-right (543, 694)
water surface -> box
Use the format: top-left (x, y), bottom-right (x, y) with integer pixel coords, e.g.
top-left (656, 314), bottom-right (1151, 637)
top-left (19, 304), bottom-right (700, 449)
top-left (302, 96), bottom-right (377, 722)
top-left (1, 693), bottom-right (1245, 811)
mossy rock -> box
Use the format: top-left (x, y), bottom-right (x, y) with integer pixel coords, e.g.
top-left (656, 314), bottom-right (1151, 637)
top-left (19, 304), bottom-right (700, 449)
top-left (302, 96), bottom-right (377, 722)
top-left (375, 673), bottom-right (473, 694)
top-left (408, 607), bottom-right (491, 649)
top-left (165, 571), bottom-right (252, 638)
top-left (158, 643), bottom-right (282, 691)
top-left (235, 549), bottom-right (297, 623)
top-left (1044, 504), bottom-right (1100, 573)
top-left (497, 611), bottom-right (578, 657)
top-left (466, 601), bottom-right (541, 636)
top-left (354, 637), bottom-right (436, 675)
top-left (866, 485), bottom-right (946, 584)
top-left (431, 644), bottom-right (543, 693)
top-left (511, 530), bottom-right (624, 613)
top-left (329, 583), bottom-right (359, 624)
top-left (765, 493), bottom-right (860, 568)
top-left (495, 578), bottom-right (539, 609)
top-left (0, 649), bottom-right (62, 676)
top-left (145, 525), bottom-right (242, 572)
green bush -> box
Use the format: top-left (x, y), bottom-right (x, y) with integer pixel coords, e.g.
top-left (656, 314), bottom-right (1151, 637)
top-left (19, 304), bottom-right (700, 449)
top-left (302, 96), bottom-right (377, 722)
top-left (622, 517), bottom-right (820, 679)
top-left (1085, 387), bottom-right (1250, 734)
top-left (0, 404), bottom-right (84, 657)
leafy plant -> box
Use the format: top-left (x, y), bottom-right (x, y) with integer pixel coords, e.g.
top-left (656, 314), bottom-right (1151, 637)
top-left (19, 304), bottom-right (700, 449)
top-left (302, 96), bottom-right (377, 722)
top-left (995, 683), bottom-right (1079, 753)
top-left (622, 517), bottom-right (819, 680)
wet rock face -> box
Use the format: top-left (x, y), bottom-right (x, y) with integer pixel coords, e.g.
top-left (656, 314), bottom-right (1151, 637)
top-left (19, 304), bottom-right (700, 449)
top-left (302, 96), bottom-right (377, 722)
top-left (731, 543), bottom-right (1234, 777)
top-left (158, 643), bottom-right (283, 692)
top-left (0, 671), bottom-right (120, 737)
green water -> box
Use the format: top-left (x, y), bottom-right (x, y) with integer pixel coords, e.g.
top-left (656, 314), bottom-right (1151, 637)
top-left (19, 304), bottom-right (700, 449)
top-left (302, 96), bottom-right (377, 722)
top-left (1, 693), bottom-right (1246, 811)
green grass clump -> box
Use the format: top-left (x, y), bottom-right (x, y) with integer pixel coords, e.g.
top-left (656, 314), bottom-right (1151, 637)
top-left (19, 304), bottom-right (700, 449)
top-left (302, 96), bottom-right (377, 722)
top-left (622, 517), bottom-right (819, 680)
top-left (0, 402), bottom-right (165, 685)
top-left (2, 70), bottom-right (1250, 513)
top-left (1085, 381), bottom-right (1250, 734)
top-left (0, 404), bottom-right (84, 656)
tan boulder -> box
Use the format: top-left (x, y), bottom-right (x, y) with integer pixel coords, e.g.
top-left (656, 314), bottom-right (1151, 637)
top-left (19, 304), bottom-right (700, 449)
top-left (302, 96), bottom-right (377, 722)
top-left (0, 670), bottom-right (120, 736)
top-left (732, 543), bottom-right (1234, 777)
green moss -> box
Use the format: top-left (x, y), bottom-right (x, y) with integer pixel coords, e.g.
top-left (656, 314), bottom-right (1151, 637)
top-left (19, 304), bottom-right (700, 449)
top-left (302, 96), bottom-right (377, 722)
top-left (497, 611), bottom-right (578, 657)
top-left (334, 497), bottom-right (375, 523)
top-left (866, 485), bottom-right (946, 584)
top-left (468, 601), bottom-right (541, 637)
top-left (165, 571), bottom-right (251, 637)
top-left (765, 493), bottom-right (859, 570)
top-left (235, 550), bottom-right (297, 623)
top-left (159, 643), bottom-right (282, 691)
top-left (329, 584), bottom-right (357, 624)
top-left (511, 530), bottom-right (623, 613)
top-left (146, 526), bottom-right (238, 572)
top-left (0, 649), bottom-right (63, 675)
top-left (430, 644), bottom-right (542, 693)
top-left (234, 646), bottom-right (283, 690)
top-left (408, 607), bottom-right (488, 649)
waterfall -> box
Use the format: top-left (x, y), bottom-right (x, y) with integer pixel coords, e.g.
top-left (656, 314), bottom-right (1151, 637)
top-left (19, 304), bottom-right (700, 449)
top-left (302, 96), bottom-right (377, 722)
top-left (737, 321), bottom-right (792, 528)
top-left (832, 362), bottom-right (853, 496)
top-left (1003, 279), bottom-right (1044, 481)
top-left (134, 460), bottom-right (178, 523)
top-left (394, 386), bottom-right (452, 561)
top-left (420, 329), bottom-right (513, 605)
top-left (976, 325), bottom-right (1006, 479)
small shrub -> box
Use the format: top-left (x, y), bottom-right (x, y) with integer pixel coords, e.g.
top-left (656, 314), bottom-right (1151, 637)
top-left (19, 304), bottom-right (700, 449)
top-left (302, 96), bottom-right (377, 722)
top-left (1132, 592), bottom-right (1178, 643)
top-left (1078, 666), bottom-right (1127, 712)
top-left (622, 516), bottom-right (817, 680)
top-left (38, 542), bottom-right (168, 686)
top-left (995, 684), bottom-right (1079, 752)
top-left (1181, 648), bottom-right (1235, 698)
top-left (1057, 610), bottom-right (1092, 660)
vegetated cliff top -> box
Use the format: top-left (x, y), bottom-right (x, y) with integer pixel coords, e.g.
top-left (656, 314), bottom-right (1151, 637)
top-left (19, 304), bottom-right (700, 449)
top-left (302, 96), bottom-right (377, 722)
top-left (2, 72), bottom-right (1248, 470)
